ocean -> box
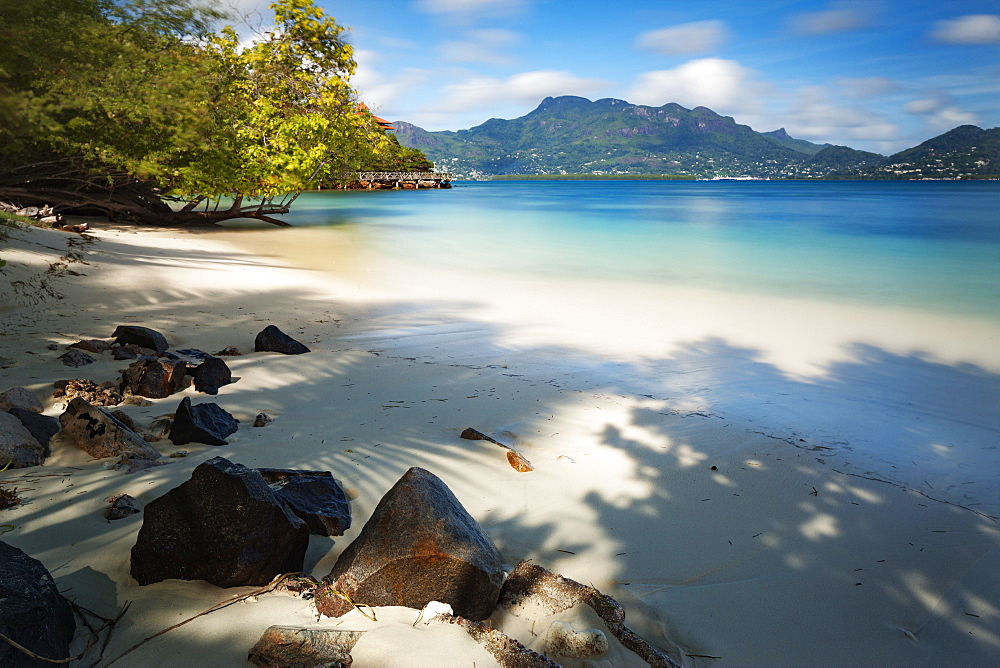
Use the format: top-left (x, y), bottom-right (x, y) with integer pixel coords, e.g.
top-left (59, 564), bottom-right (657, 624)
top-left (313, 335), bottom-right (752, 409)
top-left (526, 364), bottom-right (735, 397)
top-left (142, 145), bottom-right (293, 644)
top-left (275, 179), bottom-right (1000, 319)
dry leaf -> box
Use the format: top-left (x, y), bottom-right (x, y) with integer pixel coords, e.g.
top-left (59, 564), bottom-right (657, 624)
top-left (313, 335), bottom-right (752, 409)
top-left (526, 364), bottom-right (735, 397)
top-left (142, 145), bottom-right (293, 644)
top-left (507, 450), bottom-right (533, 472)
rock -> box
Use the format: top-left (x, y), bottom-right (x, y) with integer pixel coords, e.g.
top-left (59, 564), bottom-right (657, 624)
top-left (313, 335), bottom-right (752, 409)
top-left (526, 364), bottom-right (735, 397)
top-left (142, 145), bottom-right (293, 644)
top-left (105, 494), bottom-right (141, 520)
top-left (168, 397), bottom-right (239, 446)
top-left (130, 457), bottom-right (310, 587)
top-left (0, 541), bottom-right (76, 667)
top-left (253, 413), bottom-right (272, 427)
top-left (247, 627), bottom-right (364, 667)
top-left (58, 348), bottom-right (96, 367)
top-left (121, 358), bottom-right (188, 398)
top-left (215, 346), bottom-right (242, 356)
top-left (191, 356), bottom-right (232, 395)
top-left (316, 467), bottom-right (503, 621)
top-left (0, 387), bottom-right (44, 413)
top-left (254, 325), bottom-right (310, 355)
top-left (545, 621), bottom-right (609, 658)
top-left (109, 410), bottom-right (137, 431)
top-left (58, 397), bottom-right (161, 461)
top-left (52, 378), bottom-right (123, 406)
top-left (6, 408), bottom-right (59, 457)
top-left (112, 346), bottom-right (138, 360)
top-left (0, 411), bottom-right (45, 469)
top-left (0, 357), bottom-right (13, 369)
top-left (170, 348), bottom-right (210, 364)
top-left (258, 468), bottom-right (351, 537)
top-left (112, 456), bottom-right (170, 474)
top-left (111, 325), bottom-right (168, 355)
top-left (67, 339), bottom-right (111, 354)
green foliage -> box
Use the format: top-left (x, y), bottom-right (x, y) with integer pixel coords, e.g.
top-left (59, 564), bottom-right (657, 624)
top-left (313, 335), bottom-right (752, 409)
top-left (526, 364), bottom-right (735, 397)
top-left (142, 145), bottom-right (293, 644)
top-left (0, 0), bottom-right (403, 215)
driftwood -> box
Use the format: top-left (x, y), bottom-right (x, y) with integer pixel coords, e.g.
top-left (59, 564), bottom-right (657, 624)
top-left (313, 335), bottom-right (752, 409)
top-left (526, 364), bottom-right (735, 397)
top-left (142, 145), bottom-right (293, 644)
top-left (498, 561), bottom-right (681, 668)
top-left (247, 626), bottom-right (364, 667)
top-left (430, 614), bottom-right (561, 668)
top-left (460, 427), bottom-right (534, 472)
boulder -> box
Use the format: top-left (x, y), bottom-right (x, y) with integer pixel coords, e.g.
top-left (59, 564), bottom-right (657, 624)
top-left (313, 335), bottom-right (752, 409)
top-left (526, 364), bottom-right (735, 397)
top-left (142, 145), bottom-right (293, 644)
top-left (130, 457), bottom-right (310, 587)
top-left (0, 387), bottom-right (43, 413)
top-left (111, 325), bottom-right (168, 355)
top-left (258, 468), bottom-right (351, 537)
top-left (0, 411), bottom-right (45, 469)
top-left (58, 397), bottom-right (161, 461)
top-left (168, 397), bottom-right (239, 446)
top-left (121, 358), bottom-right (188, 398)
top-left (316, 467), bottom-right (503, 621)
top-left (6, 408), bottom-right (59, 457)
top-left (58, 348), bottom-right (95, 367)
top-left (254, 325), bottom-right (310, 355)
top-left (191, 356), bottom-right (232, 395)
top-left (0, 541), bottom-right (76, 667)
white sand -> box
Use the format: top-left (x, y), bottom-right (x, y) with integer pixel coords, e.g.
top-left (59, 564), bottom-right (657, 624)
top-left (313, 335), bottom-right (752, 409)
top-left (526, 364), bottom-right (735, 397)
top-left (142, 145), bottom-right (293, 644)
top-left (1, 221), bottom-right (998, 666)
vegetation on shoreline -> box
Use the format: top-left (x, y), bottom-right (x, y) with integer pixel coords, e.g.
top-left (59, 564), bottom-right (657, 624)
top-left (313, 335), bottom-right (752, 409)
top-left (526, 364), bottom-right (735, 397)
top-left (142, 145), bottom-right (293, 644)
top-left (0, 0), bottom-right (433, 226)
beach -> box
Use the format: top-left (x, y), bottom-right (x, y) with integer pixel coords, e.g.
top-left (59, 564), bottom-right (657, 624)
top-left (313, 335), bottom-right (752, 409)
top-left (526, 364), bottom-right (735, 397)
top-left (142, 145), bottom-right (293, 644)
top-left (2, 217), bottom-right (999, 666)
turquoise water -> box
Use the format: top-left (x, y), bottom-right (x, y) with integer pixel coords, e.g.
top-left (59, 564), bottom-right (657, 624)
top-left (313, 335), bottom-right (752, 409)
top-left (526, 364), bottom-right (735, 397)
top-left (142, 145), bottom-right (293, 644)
top-left (277, 180), bottom-right (1000, 319)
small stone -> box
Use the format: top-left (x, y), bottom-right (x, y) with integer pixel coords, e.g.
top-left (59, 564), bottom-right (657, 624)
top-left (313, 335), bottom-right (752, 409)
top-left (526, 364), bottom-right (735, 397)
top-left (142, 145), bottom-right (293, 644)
top-left (0, 386), bottom-right (44, 413)
top-left (113, 346), bottom-right (138, 360)
top-left (105, 494), bottom-right (141, 520)
top-left (58, 348), bottom-right (96, 367)
top-left (121, 358), bottom-right (188, 398)
top-left (169, 450), bottom-right (189, 458)
top-left (192, 356), bottom-right (232, 395)
top-left (58, 397), bottom-right (161, 461)
top-left (168, 396), bottom-right (239, 446)
top-left (253, 413), bottom-right (272, 427)
top-left (254, 325), bottom-right (310, 355)
top-left (215, 346), bottom-right (242, 356)
top-left (111, 325), bottom-right (168, 355)
top-left (248, 627), bottom-right (364, 667)
top-left (68, 339), bottom-right (111, 354)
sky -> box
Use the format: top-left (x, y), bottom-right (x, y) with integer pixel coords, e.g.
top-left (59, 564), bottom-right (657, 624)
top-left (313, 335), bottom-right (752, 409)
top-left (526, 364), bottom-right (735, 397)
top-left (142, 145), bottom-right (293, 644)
top-left (226, 0), bottom-right (1000, 154)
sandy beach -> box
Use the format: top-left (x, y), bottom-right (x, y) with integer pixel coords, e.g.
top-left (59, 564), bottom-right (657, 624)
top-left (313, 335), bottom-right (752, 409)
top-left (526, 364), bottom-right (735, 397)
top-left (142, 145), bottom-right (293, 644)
top-left (2, 220), bottom-right (998, 666)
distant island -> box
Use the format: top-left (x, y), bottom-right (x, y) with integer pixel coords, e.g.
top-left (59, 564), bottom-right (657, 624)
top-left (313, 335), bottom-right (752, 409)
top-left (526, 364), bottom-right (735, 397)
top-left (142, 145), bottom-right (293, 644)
top-left (393, 96), bottom-right (999, 181)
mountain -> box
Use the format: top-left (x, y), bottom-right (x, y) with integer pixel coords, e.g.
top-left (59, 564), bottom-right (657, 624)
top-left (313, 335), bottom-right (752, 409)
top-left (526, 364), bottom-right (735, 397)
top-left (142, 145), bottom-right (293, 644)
top-left (868, 125), bottom-right (1000, 178)
top-left (395, 96), bottom-right (998, 179)
top-left (395, 96), bottom-right (820, 178)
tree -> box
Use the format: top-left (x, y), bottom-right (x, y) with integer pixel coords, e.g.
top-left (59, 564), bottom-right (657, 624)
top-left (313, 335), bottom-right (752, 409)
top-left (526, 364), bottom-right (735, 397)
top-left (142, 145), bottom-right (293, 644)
top-left (0, 0), bottom-right (403, 226)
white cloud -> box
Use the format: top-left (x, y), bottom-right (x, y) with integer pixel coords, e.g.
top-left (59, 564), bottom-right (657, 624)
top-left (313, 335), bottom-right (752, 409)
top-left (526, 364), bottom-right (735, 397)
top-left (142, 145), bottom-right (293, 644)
top-left (779, 86), bottom-right (899, 144)
top-left (902, 96), bottom-right (979, 133)
top-left (838, 76), bottom-right (899, 98)
top-left (440, 70), bottom-right (609, 112)
top-left (903, 98), bottom-right (940, 114)
top-left (415, 0), bottom-right (527, 18)
top-left (789, 1), bottom-right (876, 35)
top-left (352, 50), bottom-right (434, 117)
top-left (626, 58), bottom-right (765, 113)
top-left (440, 29), bottom-right (523, 65)
top-left (930, 15), bottom-right (1000, 44)
top-left (636, 20), bottom-right (730, 56)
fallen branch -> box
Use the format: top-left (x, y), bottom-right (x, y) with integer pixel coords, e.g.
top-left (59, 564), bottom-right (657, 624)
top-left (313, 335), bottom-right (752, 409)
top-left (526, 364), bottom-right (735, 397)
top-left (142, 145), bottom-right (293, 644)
top-left (104, 573), bottom-right (293, 665)
top-left (430, 614), bottom-right (561, 668)
top-left (498, 561), bottom-right (681, 668)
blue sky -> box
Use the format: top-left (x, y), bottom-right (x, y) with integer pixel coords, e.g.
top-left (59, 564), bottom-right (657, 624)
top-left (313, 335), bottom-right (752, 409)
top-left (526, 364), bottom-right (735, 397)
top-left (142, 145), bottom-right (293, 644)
top-left (229, 1), bottom-right (1000, 154)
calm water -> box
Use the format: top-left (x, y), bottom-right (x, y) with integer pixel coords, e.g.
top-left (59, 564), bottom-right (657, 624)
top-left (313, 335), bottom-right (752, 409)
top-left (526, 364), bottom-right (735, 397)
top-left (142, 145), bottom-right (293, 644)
top-left (271, 180), bottom-right (1000, 319)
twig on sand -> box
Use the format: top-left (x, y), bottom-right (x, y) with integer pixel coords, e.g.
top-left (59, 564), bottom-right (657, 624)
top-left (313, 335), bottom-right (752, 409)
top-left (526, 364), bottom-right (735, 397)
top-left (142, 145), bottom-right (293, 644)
top-left (104, 573), bottom-right (293, 666)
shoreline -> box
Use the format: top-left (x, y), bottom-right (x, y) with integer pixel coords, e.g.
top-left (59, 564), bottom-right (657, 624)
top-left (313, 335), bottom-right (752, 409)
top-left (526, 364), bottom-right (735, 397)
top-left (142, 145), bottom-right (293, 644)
top-left (2, 221), bottom-right (998, 665)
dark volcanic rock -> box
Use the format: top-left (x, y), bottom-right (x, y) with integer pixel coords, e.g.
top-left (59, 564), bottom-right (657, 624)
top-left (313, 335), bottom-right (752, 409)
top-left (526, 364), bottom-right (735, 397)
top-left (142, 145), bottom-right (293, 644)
top-left (6, 407), bottom-right (59, 457)
top-left (112, 346), bottom-right (139, 360)
top-left (121, 358), bottom-right (188, 399)
top-left (111, 325), bottom-right (168, 354)
top-left (191, 356), bottom-right (232, 395)
top-left (258, 468), bottom-right (351, 537)
top-left (0, 412), bottom-right (45, 469)
top-left (0, 387), bottom-right (44, 413)
top-left (58, 348), bottom-right (96, 367)
top-left (130, 457), bottom-right (310, 587)
top-left (106, 493), bottom-right (141, 520)
top-left (58, 397), bottom-right (161, 460)
top-left (52, 378), bottom-right (123, 406)
top-left (68, 339), bottom-right (112, 354)
top-left (0, 541), bottom-right (76, 667)
top-left (254, 325), bottom-right (310, 355)
top-left (168, 397), bottom-right (239, 446)
top-left (316, 467), bottom-right (503, 620)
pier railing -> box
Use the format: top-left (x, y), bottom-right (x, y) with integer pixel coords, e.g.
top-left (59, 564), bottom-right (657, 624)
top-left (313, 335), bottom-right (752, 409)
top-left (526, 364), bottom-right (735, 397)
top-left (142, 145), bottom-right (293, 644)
top-left (355, 172), bottom-right (454, 189)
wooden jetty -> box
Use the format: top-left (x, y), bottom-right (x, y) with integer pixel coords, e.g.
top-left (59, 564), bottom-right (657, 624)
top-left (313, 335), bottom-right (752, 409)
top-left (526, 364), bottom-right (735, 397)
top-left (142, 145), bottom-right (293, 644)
top-left (354, 172), bottom-right (454, 189)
